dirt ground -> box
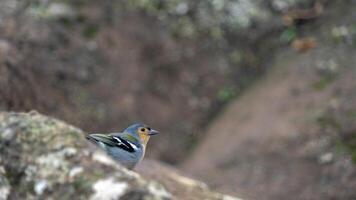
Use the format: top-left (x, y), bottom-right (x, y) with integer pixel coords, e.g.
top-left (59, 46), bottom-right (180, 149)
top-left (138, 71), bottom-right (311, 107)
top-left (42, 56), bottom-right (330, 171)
top-left (1, 1), bottom-right (356, 199)
top-left (182, 38), bottom-right (356, 200)
top-left (0, 0), bottom-right (266, 164)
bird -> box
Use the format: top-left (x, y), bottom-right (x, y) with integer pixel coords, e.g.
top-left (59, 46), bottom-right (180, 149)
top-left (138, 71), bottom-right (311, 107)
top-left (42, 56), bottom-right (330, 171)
top-left (86, 123), bottom-right (159, 169)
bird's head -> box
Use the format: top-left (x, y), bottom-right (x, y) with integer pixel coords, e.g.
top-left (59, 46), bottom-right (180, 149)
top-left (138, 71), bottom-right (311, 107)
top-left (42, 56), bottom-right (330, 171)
top-left (124, 123), bottom-right (159, 146)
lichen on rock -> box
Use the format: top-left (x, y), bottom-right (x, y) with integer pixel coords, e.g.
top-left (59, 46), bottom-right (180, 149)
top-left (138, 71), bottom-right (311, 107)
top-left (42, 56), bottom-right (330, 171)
top-left (0, 165), bottom-right (10, 200)
top-left (0, 112), bottom-right (241, 200)
top-left (0, 112), bottom-right (171, 199)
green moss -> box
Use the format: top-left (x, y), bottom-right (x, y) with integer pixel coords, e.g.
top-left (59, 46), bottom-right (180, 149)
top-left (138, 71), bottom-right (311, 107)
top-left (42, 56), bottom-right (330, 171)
top-left (316, 109), bottom-right (356, 164)
top-left (334, 139), bottom-right (348, 154)
top-left (58, 17), bottom-right (74, 28)
top-left (335, 136), bottom-right (356, 163)
top-left (72, 176), bottom-right (94, 197)
top-left (347, 111), bottom-right (356, 120)
top-left (82, 24), bottom-right (100, 39)
top-left (210, 27), bottom-right (223, 40)
top-left (229, 50), bottom-right (243, 65)
top-left (351, 151), bottom-right (356, 163)
top-left (217, 86), bottom-right (237, 102)
top-left (315, 113), bottom-right (341, 131)
top-left (280, 26), bottom-right (297, 43)
top-left (171, 17), bottom-right (197, 39)
top-left (312, 74), bottom-right (336, 91)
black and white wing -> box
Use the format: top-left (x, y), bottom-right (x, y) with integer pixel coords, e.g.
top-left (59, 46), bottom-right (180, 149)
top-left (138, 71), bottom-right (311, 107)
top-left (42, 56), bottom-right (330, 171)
top-left (111, 135), bottom-right (137, 153)
top-left (86, 133), bottom-right (137, 153)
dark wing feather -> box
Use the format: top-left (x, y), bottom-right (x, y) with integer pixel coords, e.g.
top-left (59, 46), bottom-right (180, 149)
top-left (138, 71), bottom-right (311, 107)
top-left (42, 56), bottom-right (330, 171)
top-left (111, 136), bottom-right (135, 152)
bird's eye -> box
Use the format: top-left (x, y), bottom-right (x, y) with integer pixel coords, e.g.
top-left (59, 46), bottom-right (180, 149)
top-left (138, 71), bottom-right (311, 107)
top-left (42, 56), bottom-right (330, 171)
top-left (140, 128), bottom-right (146, 132)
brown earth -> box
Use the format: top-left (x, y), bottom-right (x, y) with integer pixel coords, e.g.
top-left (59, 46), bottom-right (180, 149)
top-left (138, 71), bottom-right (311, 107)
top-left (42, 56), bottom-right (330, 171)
top-left (182, 42), bottom-right (356, 199)
top-left (0, 0), bottom-right (266, 165)
top-left (1, 1), bottom-right (356, 199)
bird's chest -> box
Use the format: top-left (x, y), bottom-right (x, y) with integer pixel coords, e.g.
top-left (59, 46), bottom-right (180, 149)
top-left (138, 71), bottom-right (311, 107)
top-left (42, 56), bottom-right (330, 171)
top-left (110, 146), bottom-right (143, 162)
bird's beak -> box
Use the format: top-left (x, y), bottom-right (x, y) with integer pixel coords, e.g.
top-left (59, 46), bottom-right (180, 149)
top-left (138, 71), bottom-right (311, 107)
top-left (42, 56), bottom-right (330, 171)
top-left (148, 129), bottom-right (159, 135)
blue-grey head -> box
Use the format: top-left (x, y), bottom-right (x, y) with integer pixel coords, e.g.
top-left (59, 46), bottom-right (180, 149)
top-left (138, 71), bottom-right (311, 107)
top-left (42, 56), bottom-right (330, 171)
top-left (123, 123), bottom-right (159, 146)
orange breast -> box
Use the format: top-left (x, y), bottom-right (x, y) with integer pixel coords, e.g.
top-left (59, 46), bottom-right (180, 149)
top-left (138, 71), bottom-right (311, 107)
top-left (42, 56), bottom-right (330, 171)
top-left (138, 132), bottom-right (150, 146)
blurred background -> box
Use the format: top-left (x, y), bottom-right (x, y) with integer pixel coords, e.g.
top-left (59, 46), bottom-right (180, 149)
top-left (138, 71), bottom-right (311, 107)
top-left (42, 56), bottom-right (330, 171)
top-left (0, 0), bottom-right (355, 199)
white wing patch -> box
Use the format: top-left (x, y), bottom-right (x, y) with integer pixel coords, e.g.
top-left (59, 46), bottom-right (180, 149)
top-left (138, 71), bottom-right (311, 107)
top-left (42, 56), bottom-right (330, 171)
top-left (112, 136), bottom-right (124, 145)
top-left (112, 136), bottom-right (138, 151)
top-left (126, 140), bottom-right (139, 150)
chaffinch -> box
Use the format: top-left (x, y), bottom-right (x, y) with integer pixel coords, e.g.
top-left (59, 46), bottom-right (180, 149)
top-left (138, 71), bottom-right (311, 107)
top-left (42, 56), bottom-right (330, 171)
top-left (86, 123), bottom-right (159, 169)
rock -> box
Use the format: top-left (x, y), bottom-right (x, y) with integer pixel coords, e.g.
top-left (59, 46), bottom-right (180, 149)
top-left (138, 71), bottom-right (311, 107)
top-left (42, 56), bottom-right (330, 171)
top-left (271, 0), bottom-right (312, 11)
top-left (0, 165), bottom-right (10, 200)
top-left (137, 159), bottom-right (241, 200)
top-left (27, 2), bottom-right (76, 19)
top-left (0, 112), bottom-right (242, 200)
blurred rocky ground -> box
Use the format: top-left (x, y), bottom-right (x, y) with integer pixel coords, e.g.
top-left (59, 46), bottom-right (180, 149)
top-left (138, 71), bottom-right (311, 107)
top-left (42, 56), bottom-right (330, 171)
top-left (0, 0), bottom-right (326, 164)
top-left (183, 1), bottom-right (356, 199)
top-left (0, 111), bottom-right (241, 200)
top-left (0, 0), bottom-right (356, 199)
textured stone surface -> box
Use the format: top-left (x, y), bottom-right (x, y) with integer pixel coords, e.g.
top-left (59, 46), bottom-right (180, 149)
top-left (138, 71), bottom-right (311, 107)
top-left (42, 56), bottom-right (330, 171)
top-left (0, 111), bottom-right (241, 200)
